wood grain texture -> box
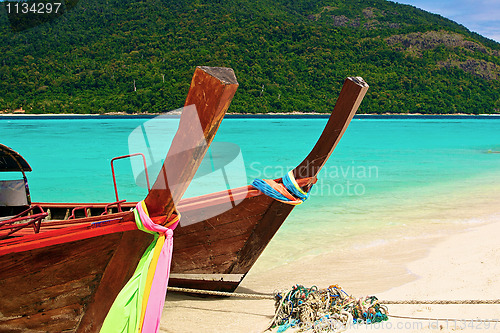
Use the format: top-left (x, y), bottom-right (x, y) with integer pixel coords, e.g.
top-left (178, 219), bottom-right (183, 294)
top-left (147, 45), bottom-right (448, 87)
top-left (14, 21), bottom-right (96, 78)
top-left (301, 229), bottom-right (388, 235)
top-left (294, 77), bottom-right (369, 180)
top-left (0, 233), bottom-right (123, 332)
top-left (75, 230), bottom-right (153, 333)
top-left (144, 66), bottom-right (238, 218)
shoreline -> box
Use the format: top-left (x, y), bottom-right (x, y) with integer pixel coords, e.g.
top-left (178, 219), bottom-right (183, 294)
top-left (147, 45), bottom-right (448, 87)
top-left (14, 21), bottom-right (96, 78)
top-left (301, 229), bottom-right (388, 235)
top-left (1, 112), bottom-right (499, 118)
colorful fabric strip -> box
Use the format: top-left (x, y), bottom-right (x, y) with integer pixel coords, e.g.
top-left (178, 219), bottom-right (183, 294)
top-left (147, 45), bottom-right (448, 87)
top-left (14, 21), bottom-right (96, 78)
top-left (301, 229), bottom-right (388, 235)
top-left (283, 171), bottom-right (309, 201)
top-left (100, 201), bottom-right (179, 333)
top-left (251, 179), bottom-right (291, 203)
top-left (251, 171), bottom-right (311, 205)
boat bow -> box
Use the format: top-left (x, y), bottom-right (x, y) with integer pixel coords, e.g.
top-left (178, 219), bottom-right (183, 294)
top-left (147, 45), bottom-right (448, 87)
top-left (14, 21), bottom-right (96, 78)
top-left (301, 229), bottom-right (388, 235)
top-left (168, 76), bottom-right (369, 292)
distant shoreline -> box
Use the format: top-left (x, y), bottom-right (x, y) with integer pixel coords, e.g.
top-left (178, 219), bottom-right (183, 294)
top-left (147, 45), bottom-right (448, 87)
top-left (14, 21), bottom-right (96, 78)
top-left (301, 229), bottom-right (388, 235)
top-left (0, 112), bottom-right (499, 119)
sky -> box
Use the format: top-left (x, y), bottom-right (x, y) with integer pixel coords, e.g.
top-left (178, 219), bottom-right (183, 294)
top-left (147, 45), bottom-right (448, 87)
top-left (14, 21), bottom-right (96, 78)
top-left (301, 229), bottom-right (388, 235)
top-left (391, 0), bottom-right (500, 43)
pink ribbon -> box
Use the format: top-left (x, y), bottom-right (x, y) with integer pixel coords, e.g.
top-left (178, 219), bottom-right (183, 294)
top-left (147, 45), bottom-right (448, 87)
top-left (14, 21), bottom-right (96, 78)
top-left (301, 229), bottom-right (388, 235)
top-left (136, 202), bottom-right (178, 333)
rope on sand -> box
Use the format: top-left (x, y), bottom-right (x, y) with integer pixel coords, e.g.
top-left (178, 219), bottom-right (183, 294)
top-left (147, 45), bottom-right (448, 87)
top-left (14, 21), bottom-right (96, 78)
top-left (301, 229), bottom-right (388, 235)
top-left (168, 285), bottom-right (388, 332)
top-left (167, 286), bottom-right (500, 332)
top-left (382, 299), bottom-right (500, 304)
top-left (167, 286), bottom-right (500, 305)
top-left (267, 284), bottom-right (388, 332)
top-left (389, 314), bottom-right (500, 322)
top-left (167, 286), bottom-right (274, 299)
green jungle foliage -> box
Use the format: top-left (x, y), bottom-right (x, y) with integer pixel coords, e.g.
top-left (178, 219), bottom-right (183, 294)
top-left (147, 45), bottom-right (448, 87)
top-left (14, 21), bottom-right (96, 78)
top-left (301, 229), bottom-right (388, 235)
top-left (1, 0), bottom-right (499, 114)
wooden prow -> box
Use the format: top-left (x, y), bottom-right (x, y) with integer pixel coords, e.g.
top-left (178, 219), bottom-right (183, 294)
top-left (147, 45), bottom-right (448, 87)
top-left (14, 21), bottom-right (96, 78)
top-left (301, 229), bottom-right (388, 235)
top-left (293, 77), bottom-right (369, 182)
top-left (128, 66), bottom-right (238, 221)
top-left (200, 77), bottom-right (369, 278)
top-left (77, 67), bottom-right (238, 331)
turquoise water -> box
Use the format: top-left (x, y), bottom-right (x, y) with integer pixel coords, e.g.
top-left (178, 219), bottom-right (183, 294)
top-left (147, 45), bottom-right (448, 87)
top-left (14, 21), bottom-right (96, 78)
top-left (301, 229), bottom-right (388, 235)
top-left (1, 115), bottom-right (500, 262)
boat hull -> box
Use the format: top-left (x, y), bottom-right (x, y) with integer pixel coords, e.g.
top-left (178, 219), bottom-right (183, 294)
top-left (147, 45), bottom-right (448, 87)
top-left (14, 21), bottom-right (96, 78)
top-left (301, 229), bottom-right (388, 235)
top-left (169, 190), bottom-right (294, 292)
top-left (0, 227), bottom-right (153, 332)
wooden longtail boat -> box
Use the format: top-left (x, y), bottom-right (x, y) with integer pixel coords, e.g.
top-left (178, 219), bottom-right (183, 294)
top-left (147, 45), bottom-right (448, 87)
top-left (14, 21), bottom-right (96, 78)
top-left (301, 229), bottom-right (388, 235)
top-left (0, 66), bottom-right (238, 332)
top-left (0, 71), bottom-right (368, 331)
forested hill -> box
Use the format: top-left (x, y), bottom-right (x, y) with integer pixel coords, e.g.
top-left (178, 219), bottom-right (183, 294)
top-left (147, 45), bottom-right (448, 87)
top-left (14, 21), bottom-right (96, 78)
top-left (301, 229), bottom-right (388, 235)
top-left (1, 0), bottom-right (499, 114)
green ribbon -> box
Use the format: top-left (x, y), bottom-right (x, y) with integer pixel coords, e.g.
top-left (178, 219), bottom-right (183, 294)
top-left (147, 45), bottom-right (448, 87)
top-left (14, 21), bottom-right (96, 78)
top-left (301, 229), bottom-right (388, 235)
top-left (99, 230), bottom-right (158, 333)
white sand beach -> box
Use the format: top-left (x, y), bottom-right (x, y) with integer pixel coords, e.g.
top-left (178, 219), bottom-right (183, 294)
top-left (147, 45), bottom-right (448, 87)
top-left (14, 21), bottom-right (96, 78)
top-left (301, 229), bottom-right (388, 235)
top-left (372, 219), bottom-right (500, 333)
top-left (160, 213), bottom-right (500, 333)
